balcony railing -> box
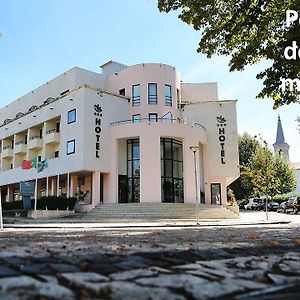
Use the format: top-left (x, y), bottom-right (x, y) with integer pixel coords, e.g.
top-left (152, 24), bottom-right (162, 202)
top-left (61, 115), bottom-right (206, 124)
top-left (110, 118), bottom-right (206, 131)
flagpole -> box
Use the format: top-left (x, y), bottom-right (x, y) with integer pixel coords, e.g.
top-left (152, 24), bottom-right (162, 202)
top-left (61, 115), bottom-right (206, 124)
top-left (34, 175), bottom-right (38, 219)
top-left (0, 188), bottom-right (3, 230)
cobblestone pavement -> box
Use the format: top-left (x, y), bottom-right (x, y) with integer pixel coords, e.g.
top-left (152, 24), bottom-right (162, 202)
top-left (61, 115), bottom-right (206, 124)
top-left (0, 216), bottom-right (300, 299)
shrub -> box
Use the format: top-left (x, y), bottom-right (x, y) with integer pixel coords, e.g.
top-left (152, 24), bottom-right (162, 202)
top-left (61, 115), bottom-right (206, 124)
top-left (2, 200), bottom-right (24, 210)
top-left (2, 196), bottom-right (77, 211)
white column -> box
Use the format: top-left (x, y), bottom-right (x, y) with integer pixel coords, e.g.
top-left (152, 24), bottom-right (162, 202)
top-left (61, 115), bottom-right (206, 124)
top-left (92, 172), bottom-right (101, 206)
top-left (57, 174), bottom-right (60, 196)
top-left (67, 173), bottom-right (70, 198)
top-left (0, 188), bottom-right (3, 230)
top-left (140, 133), bottom-right (161, 203)
top-left (108, 138), bottom-right (118, 203)
top-left (46, 177), bottom-right (49, 197)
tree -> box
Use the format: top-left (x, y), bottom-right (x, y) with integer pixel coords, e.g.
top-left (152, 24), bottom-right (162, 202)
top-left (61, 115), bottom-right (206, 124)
top-left (230, 133), bottom-right (296, 199)
top-left (158, 0), bottom-right (300, 108)
top-left (244, 144), bottom-right (297, 198)
top-left (229, 133), bottom-right (258, 200)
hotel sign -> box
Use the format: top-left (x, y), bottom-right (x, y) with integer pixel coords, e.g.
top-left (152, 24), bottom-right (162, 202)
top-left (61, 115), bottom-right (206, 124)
top-left (216, 116), bottom-right (226, 164)
top-left (94, 104), bottom-right (103, 158)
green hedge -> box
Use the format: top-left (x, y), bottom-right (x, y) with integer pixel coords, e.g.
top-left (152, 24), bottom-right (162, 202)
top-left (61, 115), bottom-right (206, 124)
top-left (2, 196), bottom-right (77, 211)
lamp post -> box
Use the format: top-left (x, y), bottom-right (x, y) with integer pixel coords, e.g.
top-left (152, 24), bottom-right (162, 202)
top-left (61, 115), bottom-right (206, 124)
top-left (190, 146), bottom-right (200, 225)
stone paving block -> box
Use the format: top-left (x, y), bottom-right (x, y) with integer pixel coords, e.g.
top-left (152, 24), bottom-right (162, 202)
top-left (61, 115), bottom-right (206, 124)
top-left (267, 273), bottom-right (300, 285)
top-left (47, 263), bottom-right (80, 273)
top-left (135, 274), bottom-right (208, 289)
top-left (60, 272), bottom-right (109, 294)
top-left (0, 275), bottom-right (41, 291)
top-left (110, 268), bottom-right (160, 281)
top-left (0, 275), bottom-right (75, 300)
top-left (189, 278), bottom-right (269, 300)
top-left (279, 261), bottom-right (300, 274)
top-left (0, 265), bottom-right (19, 277)
top-left (98, 281), bottom-right (186, 300)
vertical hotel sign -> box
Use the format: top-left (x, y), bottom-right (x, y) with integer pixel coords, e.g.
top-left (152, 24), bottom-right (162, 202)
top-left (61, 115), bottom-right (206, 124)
top-left (216, 116), bottom-right (226, 164)
top-left (94, 104), bottom-right (103, 158)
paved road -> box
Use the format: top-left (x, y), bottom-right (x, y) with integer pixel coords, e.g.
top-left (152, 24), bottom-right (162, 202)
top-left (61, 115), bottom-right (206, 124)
top-left (0, 212), bottom-right (299, 299)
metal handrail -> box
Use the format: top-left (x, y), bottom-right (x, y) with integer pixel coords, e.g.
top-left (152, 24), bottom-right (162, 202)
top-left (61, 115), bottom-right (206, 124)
top-left (110, 118), bottom-right (206, 131)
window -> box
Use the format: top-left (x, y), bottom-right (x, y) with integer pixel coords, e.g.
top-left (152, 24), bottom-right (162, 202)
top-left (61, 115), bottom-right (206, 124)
top-left (56, 122), bottom-right (60, 132)
top-left (127, 139), bottom-right (140, 203)
top-left (162, 111), bottom-right (173, 123)
top-left (148, 83), bottom-right (157, 104)
top-left (132, 114), bottom-right (141, 123)
top-left (67, 109), bottom-right (76, 124)
top-left (132, 84), bottom-right (140, 106)
top-left (119, 88), bottom-right (125, 96)
top-left (161, 138), bottom-right (184, 203)
top-left (67, 139), bottom-right (75, 155)
top-left (54, 151), bottom-right (59, 158)
top-left (165, 85), bottom-right (172, 106)
top-left (149, 113), bottom-right (158, 122)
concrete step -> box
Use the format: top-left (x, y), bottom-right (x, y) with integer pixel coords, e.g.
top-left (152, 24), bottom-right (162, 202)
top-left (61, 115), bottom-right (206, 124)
top-left (78, 203), bottom-right (238, 220)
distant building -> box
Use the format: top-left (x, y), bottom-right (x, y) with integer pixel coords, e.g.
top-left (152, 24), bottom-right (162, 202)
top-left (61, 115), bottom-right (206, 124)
top-left (0, 61), bottom-right (240, 209)
top-left (273, 115), bottom-right (300, 194)
top-left (273, 115), bottom-right (290, 159)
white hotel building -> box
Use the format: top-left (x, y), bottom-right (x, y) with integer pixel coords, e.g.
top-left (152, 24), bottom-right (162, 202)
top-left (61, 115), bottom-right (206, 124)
top-left (0, 61), bottom-right (239, 210)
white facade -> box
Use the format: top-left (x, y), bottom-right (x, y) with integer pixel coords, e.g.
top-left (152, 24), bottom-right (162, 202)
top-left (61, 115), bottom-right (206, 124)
top-left (0, 61), bottom-right (239, 209)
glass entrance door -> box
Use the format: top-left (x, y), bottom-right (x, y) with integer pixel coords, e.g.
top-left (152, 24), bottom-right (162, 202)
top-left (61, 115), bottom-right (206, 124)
top-left (211, 183), bottom-right (221, 205)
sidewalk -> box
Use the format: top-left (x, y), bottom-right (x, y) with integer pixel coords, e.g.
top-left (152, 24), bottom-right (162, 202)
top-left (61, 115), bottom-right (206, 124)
top-left (1, 211), bottom-right (293, 230)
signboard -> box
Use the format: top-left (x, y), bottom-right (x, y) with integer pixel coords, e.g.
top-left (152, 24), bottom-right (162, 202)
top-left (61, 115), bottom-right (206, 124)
top-left (20, 181), bottom-right (35, 197)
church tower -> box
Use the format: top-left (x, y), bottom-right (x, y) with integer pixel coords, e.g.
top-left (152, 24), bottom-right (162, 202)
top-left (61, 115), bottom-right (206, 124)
top-left (273, 115), bottom-right (290, 160)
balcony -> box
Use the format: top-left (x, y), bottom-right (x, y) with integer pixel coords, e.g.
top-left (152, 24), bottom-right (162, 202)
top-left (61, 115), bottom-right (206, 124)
top-left (44, 129), bottom-right (60, 145)
top-left (2, 146), bottom-right (13, 158)
top-left (14, 141), bottom-right (27, 154)
top-left (28, 136), bottom-right (43, 150)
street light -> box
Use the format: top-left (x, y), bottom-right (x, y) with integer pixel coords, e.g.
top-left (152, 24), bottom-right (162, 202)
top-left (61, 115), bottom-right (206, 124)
top-left (190, 146), bottom-right (200, 225)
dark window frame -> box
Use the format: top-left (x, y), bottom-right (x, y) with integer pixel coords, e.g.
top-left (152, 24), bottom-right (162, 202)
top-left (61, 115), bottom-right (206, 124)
top-left (132, 114), bottom-right (141, 123)
top-left (67, 139), bottom-right (75, 155)
top-left (132, 84), bottom-right (141, 106)
top-left (149, 113), bottom-right (158, 122)
top-left (165, 84), bottom-right (172, 106)
top-left (148, 83), bottom-right (158, 105)
top-left (67, 109), bottom-right (76, 124)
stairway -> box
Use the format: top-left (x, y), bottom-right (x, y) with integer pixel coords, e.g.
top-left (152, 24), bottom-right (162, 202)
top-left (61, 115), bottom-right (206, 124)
top-left (69, 203), bottom-right (239, 222)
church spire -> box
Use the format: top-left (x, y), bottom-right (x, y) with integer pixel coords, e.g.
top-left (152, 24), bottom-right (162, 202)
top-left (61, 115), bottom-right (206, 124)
top-left (273, 115), bottom-right (290, 160)
top-left (275, 115), bottom-right (285, 144)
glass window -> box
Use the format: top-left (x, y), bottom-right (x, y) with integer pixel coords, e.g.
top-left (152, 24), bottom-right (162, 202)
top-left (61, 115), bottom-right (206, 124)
top-left (67, 139), bottom-right (75, 155)
top-left (132, 84), bottom-right (140, 106)
top-left (165, 85), bottom-right (172, 106)
top-left (67, 109), bottom-right (76, 124)
top-left (127, 139), bottom-right (140, 203)
top-left (132, 114), bottom-right (141, 123)
top-left (162, 111), bottom-right (173, 123)
top-left (160, 138), bottom-right (184, 203)
top-left (211, 183), bottom-right (221, 205)
top-left (119, 88), bottom-right (125, 96)
top-left (148, 83), bottom-right (157, 104)
top-left (149, 113), bottom-right (158, 122)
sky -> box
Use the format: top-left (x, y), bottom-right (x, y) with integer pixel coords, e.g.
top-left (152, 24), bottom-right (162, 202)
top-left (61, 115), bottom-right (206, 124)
top-left (0, 0), bottom-right (299, 162)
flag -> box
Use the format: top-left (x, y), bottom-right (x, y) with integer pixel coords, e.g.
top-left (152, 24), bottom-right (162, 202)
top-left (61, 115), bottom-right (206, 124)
top-left (31, 157), bottom-right (39, 169)
top-left (22, 160), bottom-right (32, 169)
top-left (37, 159), bottom-right (48, 173)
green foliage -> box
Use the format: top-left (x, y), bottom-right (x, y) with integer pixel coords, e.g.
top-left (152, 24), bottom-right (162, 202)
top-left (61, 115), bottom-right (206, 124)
top-left (244, 143), bottom-right (297, 198)
top-left (2, 196), bottom-right (77, 211)
top-left (229, 133), bottom-right (258, 200)
top-left (229, 133), bottom-right (296, 199)
top-left (158, 0), bottom-right (300, 108)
